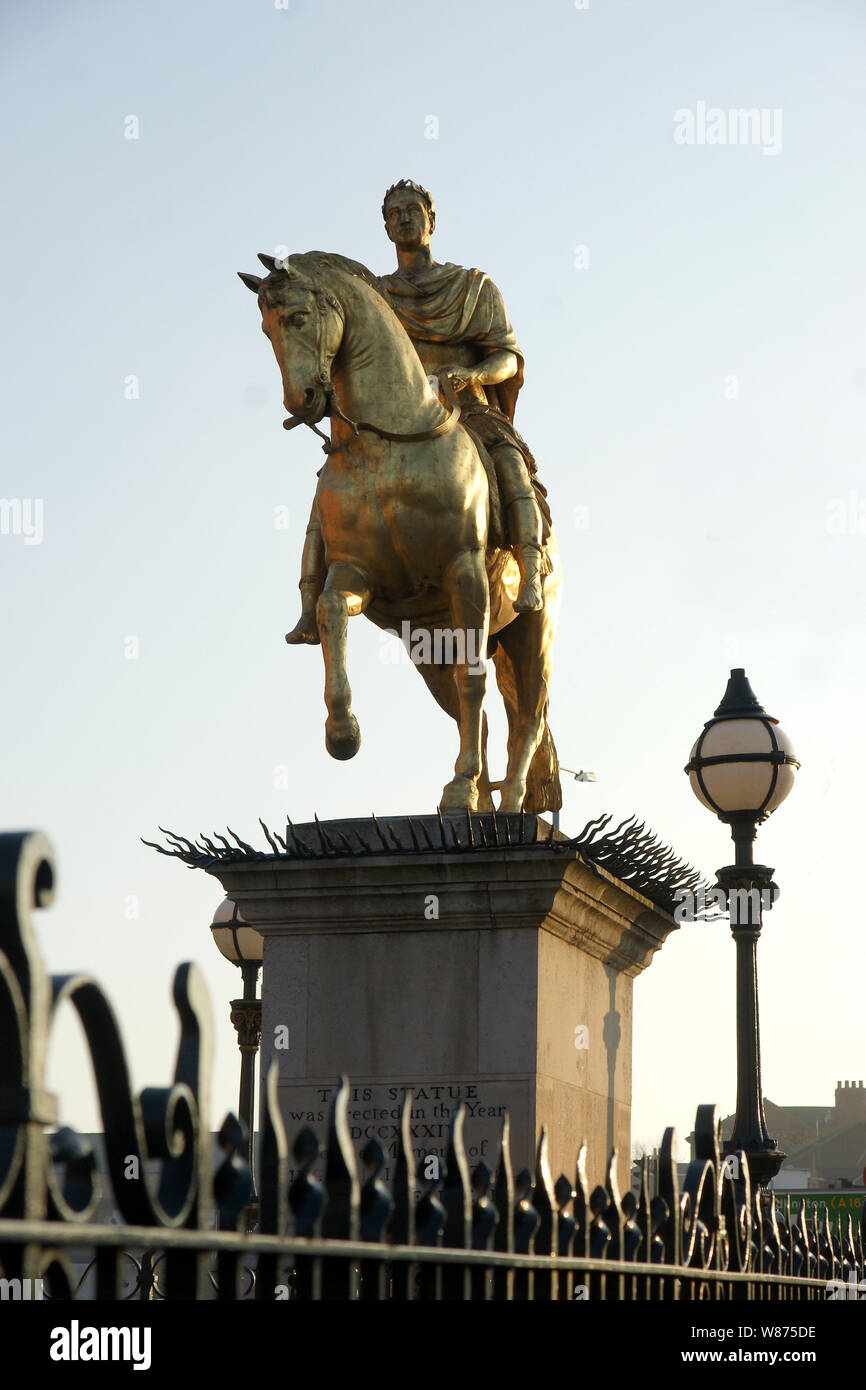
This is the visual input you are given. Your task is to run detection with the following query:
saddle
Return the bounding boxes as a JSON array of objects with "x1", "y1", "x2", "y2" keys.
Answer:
[{"x1": 459, "y1": 416, "x2": 553, "y2": 571}]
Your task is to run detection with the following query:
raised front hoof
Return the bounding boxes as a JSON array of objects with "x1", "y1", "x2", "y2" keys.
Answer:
[
  {"x1": 438, "y1": 776, "x2": 479, "y2": 813},
  {"x1": 285, "y1": 619, "x2": 320, "y2": 645},
  {"x1": 325, "y1": 715, "x2": 361, "y2": 761}
]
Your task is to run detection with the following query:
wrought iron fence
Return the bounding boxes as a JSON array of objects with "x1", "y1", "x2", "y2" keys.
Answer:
[{"x1": 1, "y1": 829, "x2": 863, "y2": 1302}]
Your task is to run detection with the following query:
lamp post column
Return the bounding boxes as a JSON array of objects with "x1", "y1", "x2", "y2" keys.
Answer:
[
  {"x1": 230, "y1": 960, "x2": 262, "y2": 1184},
  {"x1": 717, "y1": 846, "x2": 782, "y2": 1187}
]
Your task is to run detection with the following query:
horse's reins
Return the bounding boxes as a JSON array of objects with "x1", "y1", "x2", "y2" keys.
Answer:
[{"x1": 282, "y1": 287, "x2": 462, "y2": 454}]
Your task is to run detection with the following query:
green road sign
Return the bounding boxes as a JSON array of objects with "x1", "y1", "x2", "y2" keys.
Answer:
[{"x1": 776, "y1": 1190, "x2": 865, "y2": 1231}]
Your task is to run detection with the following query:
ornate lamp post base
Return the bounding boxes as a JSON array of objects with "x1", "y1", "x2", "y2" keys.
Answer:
[{"x1": 723, "y1": 1141, "x2": 786, "y2": 1189}]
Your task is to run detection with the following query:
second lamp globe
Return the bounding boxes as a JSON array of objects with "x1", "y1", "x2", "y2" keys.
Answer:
[{"x1": 686, "y1": 669, "x2": 799, "y2": 831}]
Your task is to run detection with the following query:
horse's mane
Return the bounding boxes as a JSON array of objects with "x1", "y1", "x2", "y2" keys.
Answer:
[
  {"x1": 294, "y1": 251, "x2": 384, "y2": 292},
  {"x1": 259, "y1": 250, "x2": 387, "y2": 306}
]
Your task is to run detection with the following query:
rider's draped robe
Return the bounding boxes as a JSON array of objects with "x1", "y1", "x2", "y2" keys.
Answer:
[{"x1": 379, "y1": 263, "x2": 551, "y2": 540}]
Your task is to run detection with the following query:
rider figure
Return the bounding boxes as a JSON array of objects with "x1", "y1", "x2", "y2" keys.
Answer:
[{"x1": 286, "y1": 180, "x2": 548, "y2": 644}]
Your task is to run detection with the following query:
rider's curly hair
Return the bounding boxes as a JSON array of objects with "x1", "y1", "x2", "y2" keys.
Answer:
[{"x1": 381, "y1": 180, "x2": 435, "y2": 231}]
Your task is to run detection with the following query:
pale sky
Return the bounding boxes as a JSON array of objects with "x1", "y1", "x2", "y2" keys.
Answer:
[{"x1": 2, "y1": 0, "x2": 864, "y2": 1167}]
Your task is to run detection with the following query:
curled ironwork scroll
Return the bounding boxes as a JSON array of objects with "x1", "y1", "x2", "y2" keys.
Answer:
[{"x1": 0, "y1": 830, "x2": 251, "y2": 1299}]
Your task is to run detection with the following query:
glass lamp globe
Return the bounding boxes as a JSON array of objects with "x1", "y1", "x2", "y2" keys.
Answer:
[
  {"x1": 210, "y1": 898, "x2": 264, "y2": 965},
  {"x1": 686, "y1": 669, "x2": 799, "y2": 824}
]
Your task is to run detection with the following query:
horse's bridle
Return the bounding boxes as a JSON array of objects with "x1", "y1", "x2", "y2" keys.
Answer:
[{"x1": 281, "y1": 284, "x2": 462, "y2": 454}]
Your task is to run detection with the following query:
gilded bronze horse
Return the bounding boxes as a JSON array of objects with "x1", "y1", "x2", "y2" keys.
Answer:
[{"x1": 239, "y1": 251, "x2": 561, "y2": 813}]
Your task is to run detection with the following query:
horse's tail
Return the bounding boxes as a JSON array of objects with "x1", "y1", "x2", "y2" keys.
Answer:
[{"x1": 523, "y1": 711, "x2": 562, "y2": 815}]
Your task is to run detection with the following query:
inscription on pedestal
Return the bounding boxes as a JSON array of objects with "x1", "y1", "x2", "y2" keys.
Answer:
[{"x1": 279, "y1": 1078, "x2": 532, "y2": 1182}]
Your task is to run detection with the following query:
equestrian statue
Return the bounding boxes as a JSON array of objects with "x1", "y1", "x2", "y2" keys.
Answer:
[{"x1": 238, "y1": 181, "x2": 562, "y2": 815}]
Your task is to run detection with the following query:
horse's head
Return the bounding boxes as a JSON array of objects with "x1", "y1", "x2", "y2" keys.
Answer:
[{"x1": 238, "y1": 254, "x2": 345, "y2": 425}]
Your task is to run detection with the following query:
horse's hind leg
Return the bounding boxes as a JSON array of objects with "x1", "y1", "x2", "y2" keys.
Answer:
[
  {"x1": 494, "y1": 609, "x2": 553, "y2": 813},
  {"x1": 409, "y1": 649, "x2": 495, "y2": 812},
  {"x1": 317, "y1": 562, "x2": 371, "y2": 760},
  {"x1": 438, "y1": 549, "x2": 489, "y2": 812}
]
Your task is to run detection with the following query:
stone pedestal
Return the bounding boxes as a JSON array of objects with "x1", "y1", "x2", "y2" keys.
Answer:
[{"x1": 206, "y1": 814, "x2": 679, "y2": 1192}]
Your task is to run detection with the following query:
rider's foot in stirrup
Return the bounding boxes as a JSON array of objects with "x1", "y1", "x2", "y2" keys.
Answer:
[
  {"x1": 514, "y1": 576, "x2": 544, "y2": 612},
  {"x1": 285, "y1": 611, "x2": 320, "y2": 644},
  {"x1": 514, "y1": 547, "x2": 544, "y2": 612}
]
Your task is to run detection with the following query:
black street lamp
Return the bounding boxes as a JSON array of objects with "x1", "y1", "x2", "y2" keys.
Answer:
[
  {"x1": 685, "y1": 669, "x2": 800, "y2": 1188},
  {"x1": 210, "y1": 898, "x2": 263, "y2": 1211}
]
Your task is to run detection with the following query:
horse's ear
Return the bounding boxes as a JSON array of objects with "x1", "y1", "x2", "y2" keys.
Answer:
[
  {"x1": 237, "y1": 272, "x2": 263, "y2": 293},
  {"x1": 259, "y1": 252, "x2": 300, "y2": 277}
]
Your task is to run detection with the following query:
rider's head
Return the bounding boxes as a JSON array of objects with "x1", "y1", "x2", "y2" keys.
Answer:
[{"x1": 382, "y1": 180, "x2": 435, "y2": 248}]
